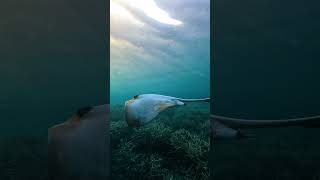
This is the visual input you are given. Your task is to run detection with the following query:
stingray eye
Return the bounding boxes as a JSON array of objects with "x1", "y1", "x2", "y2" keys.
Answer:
[{"x1": 133, "y1": 95, "x2": 139, "y2": 99}]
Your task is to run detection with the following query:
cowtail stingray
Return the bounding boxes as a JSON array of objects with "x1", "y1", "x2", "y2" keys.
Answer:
[
  {"x1": 211, "y1": 114, "x2": 320, "y2": 140},
  {"x1": 125, "y1": 94, "x2": 210, "y2": 126}
]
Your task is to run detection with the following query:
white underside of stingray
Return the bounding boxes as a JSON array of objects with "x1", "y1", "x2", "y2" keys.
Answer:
[{"x1": 125, "y1": 94, "x2": 210, "y2": 126}]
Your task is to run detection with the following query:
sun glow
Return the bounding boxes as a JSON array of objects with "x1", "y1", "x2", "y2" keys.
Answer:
[
  {"x1": 111, "y1": 0, "x2": 183, "y2": 26},
  {"x1": 110, "y1": 0, "x2": 143, "y2": 26},
  {"x1": 121, "y1": 0, "x2": 182, "y2": 26}
]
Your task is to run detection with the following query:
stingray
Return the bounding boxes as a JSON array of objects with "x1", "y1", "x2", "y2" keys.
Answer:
[
  {"x1": 48, "y1": 104, "x2": 110, "y2": 180},
  {"x1": 125, "y1": 94, "x2": 210, "y2": 126},
  {"x1": 211, "y1": 114, "x2": 320, "y2": 140}
]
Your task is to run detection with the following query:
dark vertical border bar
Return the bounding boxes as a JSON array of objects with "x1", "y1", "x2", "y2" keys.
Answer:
[
  {"x1": 47, "y1": 0, "x2": 110, "y2": 179},
  {"x1": 210, "y1": 0, "x2": 320, "y2": 179},
  {"x1": 209, "y1": 0, "x2": 215, "y2": 178}
]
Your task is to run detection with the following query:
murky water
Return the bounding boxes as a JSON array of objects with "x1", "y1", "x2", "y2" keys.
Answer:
[{"x1": 212, "y1": 0, "x2": 320, "y2": 179}]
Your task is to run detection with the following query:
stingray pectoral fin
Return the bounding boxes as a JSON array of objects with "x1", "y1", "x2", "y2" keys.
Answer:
[
  {"x1": 145, "y1": 100, "x2": 181, "y2": 121},
  {"x1": 174, "y1": 100, "x2": 185, "y2": 106},
  {"x1": 211, "y1": 119, "x2": 253, "y2": 140},
  {"x1": 48, "y1": 104, "x2": 110, "y2": 178},
  {"x1": 153, "y1": 100, "x2": 178, "y2": 113}
]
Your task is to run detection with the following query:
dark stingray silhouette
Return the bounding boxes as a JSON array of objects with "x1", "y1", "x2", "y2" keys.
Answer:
[
  {"x1": 211, "y1": 114, "x2": 320, "y2": 140},
  {"x1": 48, "y1": 104, "x2": 110, "y2": 180}
]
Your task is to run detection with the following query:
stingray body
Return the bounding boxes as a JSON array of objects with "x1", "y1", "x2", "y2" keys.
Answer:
[
  {"x1": 48, "y1": 104, "x2": 110, "y2": 180},
  {"x1": 211, "y1": 114, "x2": 320, "y2": 140},
  {"x1": 125, "y1": 94, "x2": 210, "y2": 126}
]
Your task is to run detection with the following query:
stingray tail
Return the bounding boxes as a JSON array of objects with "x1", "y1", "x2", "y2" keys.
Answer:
[
  {"x1": 177, "y1": 97, "x2": 210, "y2": 102},
  {"x1": 211, "y1": 114, "x2": 320, "y2": 140},
  {"x1": 210, "y1": 114, "x2": 320, "y2": 128}
]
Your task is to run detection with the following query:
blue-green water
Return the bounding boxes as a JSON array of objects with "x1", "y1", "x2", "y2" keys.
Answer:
[
  {"x1": 110, "y1": 0, "x2": 210, "y2": 105},
  {"x1": 110, "y1": 1, "x2": 210, "y2": 179}
]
